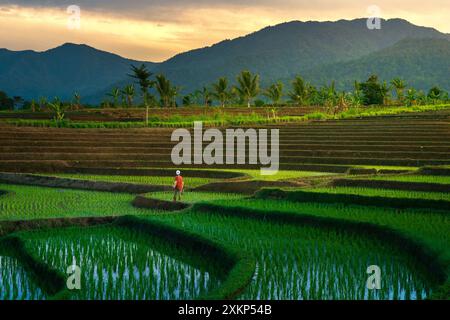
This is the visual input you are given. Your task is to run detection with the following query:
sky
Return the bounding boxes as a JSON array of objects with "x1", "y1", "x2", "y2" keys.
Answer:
[{"x1": 0, "y1": 0, "x2": 448, "y2": 62}]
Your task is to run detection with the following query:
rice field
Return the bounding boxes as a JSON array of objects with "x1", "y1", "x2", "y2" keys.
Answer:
[
  {"x1": 147, "y1": 191, "x2": 246, "y2": 204},
  {"x1": 146, "y1": 212, "x2": 436, "y2": 300},
  {"x1": 308, "y1": 186, "x2": 450, "y2": 201},
  {"x1": 369, "y1": 175, "x2": 450, "y2": 185},
  {"x1": 0, "y1": 255, "x2": 47, "y2": 300},
  {"x1": 18, "y1": 226, "x2": 222, "y2": 300},
  {"x1": 0, "y1": 184, "x2": 157, "y2": 221},
  {"x1": 41, "y1": 174, "x2": 216, "y2": 188},
  {"x1": 209, "y1": 198, "x2": 450, "y2": 263}
]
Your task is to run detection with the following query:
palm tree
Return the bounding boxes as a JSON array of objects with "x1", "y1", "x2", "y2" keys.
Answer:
[
  {"x1": 235, "y1": 70, "x2": 260, "y2": 108},
  {"x1": 200, "y1": 86, "x2": 211, "y2": 107},
  {"x1": 107, "y1": 88, "x2": 121, "y2": 108},
  {"x1": 155, "y1": 74, "x2": 175, "y2": 108},
  {"x1": 212, "y1": 77, "x2": 230, "y2": 108},
  {"x1": 288, "y1": 76, "x2": 308, "y2": 106},
  {"x1": 129, "y1": 64, "x2": 156, "y2": 124},
  {"x1": 391, "y1": 78, "x2": 407, "y2": 104},
  {"x1": 122, "y1": 85, "x2": 135, "y2": 108},
  {"x1": 405, "y1": 88, "x2": 417, "y2": 107},
  {"x1": 381, "y1": 81, "x2": 391, "y2": 106},
  {"x1": 72, "y1": 92, "x2": 81, "y2": 110},
  {"x1": 263, "y1": 82, "x2": 284, "y2": 106}
]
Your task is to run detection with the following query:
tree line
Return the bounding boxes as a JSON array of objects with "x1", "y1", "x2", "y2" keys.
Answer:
[{"x1": 1, "y1": 64, "x2": 449, "y2": 114}]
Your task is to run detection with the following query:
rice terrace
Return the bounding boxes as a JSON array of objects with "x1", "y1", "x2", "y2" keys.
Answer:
[{"x1": 0, "y1": 1, "x2": 450, "y2": 310}]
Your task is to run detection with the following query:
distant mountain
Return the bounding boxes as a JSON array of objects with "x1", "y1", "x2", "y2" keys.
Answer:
[
  {"x1": 0, "y1": 18, "x2": 449, "y2": 103},
  {"x1": 0, "y1": 43, "x2": 156, "y2": 101},
  {"x1": 149, "y1": 18, "x2": 448, "y2": 92},
  {"x1": 302, "y1": 38, "x2": 450, "y2": 91}
]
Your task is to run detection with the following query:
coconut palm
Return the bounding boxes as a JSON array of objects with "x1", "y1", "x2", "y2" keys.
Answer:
[
  {"x1": 107, "y1": 88, "x2": 121, "y2": 108},
  {"x1": 391, "y1": 78, "x2": 407, "y2": 104},
  {"x1": 235, "y1": 70, "x2": 260, "y2": 108},
  {"x1": 381, "y1": 81, "x2": 391, "y2": 106},
  {"x1": 155, "y1": 74, "x2": 176, "y2": 108},
  {"x1": 212, "y1": 77, "x2": 231, "y2": 108},
  {"x1": 200, "y1": 86, "x2": 211, "y2": 107},
  {"x1": 288, "y1": 76, "x2": 308, "y2": 106},
  {"x1": 263, "y1": 82, "x2": 284, "y2": 106},
  {"x1": 121, "y1": 85, "x2": 135, "y2": 108}
]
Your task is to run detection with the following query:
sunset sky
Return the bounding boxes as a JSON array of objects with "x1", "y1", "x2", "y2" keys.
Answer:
[{"x1": 0, "y1": 0, "x2": 449, "y2": 62}]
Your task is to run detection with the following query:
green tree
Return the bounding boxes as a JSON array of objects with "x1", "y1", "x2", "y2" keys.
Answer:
[
  {"x1": 288, "y1": 76, "x2": 309, "y2": 106},
  {"x1": 155, "y1": 74, "x2": 177, "y2": 108},
  {"x1": 0, "y1": 91, "x2": 14, "y2": 110},
  {"x1": 264, "y1": 82, "x2": 284, "y2": 106},
  {"x1": 129, "y1": 64, "x2": 156, "y2": 125},
  {"x1": 200, "y1": 86, "x2": 212, "y2": 107},
  {"x1": 235, "y1": 70, "x2": 260, "y2": 108},
  {"x1": 360, "y1": 75, "x2": 384, "y2": 105},
  {"x1": 428, "y1": 86, "x2": 443, "y2": 103},
  {"x1": 405, "y1": 88, "x2": 417, "y2": 107},
  {"x1": 212, "y1": 77, "x2": 231, "y2": 108},
  {"x1": 391, "y1": 78, "x2": 407, "y2": 104},
  {"x1": 121, "y1": 85, "x2": 135, "y2": 108},
  {"x1": 107, "y1": 88, "x2": 121, "y2": 108}
]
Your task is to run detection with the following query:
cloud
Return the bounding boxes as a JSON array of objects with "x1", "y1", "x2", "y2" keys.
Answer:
[{"x1": 0, "y1": 1, "x2": 448, "y2": 61}]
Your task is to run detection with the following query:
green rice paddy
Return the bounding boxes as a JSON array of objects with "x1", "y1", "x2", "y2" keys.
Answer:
[
  {"x1": 147, "y1": 191, "x2": 246, "y2": 204},
  {"x1": 0, "y1": 255, "x2": 47, "y2": 300},
  {"x1": 369, "y1": 175, "x2": 450, "y2": 185},
  {"x1": 308, "y1": 187, "x2": 450, "y2": 201},
  {"x1": 19, "y1": 226, "x2": 222, "y2": 300},
  {"x1": 43, "y1": 174, "x2": 216, "y2": 188},
  {"x1": 146, "y1": 211, "x2": 436, "y2": 300},
  {"x1": 0, "y1": 184, "x2": 155, "y2": 221}
]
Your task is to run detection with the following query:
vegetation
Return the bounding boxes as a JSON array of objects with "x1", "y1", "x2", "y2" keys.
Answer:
[
  {"x1": 0, "y1": 184, "x2": 152, "y2": 221},
  {"x1": 41, "y1": 174, "x2": 216, "y2": 188},
  {"x1": 20, "y1": 226, "x2": 222, "y2": 300},
  {"x1": 147, "y1": 209, "x2": 437, "y2": 300}
]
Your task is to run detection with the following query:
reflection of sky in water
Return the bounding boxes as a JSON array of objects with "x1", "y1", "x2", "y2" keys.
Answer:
[
  {"x1": 29, "y1": 232, "x2": 221, "y2": 300},
  {"x1": 0, "y1": 256, "x2": 47, "y2": 300}
]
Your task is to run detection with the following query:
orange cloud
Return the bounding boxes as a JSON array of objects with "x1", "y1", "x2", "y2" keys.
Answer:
[{"x1": 0, "y1": 2, "x2": 448, "y2": 62}]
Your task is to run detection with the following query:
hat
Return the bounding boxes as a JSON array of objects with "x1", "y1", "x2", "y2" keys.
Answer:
[{"x1": 176, "y1": 170, "x2": 181, "y2": 175}]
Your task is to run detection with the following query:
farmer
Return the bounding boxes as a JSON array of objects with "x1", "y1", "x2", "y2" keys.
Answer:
[{"x1": 173, "y1": 170, "x2": 184, "y2": 202}]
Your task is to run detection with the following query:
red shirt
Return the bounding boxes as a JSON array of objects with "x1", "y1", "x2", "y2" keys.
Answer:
[{"x1": 175, "y1": 176, "x2": 183, "y2": 190}]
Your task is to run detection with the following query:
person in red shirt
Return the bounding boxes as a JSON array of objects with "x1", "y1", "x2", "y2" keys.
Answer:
[{"x1": 173, "y1": 170, "x2": 184, "y2": 202}]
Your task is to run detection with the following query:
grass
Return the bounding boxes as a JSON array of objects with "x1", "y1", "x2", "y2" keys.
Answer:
[
  {"x1": 218, "y1": 169, "x2": 334, "y2": 181},
  {"x1": 40, "y1": 174, "x2": 216, "y2": 188},
  {"x1": 4, "y1": 104, "x2": 450, "y2": 128},
  {"x1": 20, "y1": 225, "x2": 222, "y2": 300},
  {"x1": 369, "y1": 175, "x2": 450, "y2": 185},
  {"x1": 146, "y1": 210, "x2": 436, "y2": 300},
  {"x1": 0, "y1": 184, "x2": 157, "y2": 221},
  {"x1": 147, "y1": 191, "x2": 246, "y2": 204},
  {"x1": 0, "y1": 255, "x2": 47, "y2": 300},
  {"x1": 207, "y1": 197, "x2": 450, "y2": 271},
  {"x1": 308, "y1": 186, "x2": 450, "y2": 201}
]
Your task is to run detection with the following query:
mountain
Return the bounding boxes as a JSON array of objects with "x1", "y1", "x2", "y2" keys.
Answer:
[
  {"x1": 0, "y1": 43, "x2": 156, "y2": 102},
  {"x1": 0, "y1": 18, "x2": 449, "y2": 103},
  {"x1": 302, "y1": 38, "x2": 450, "y2": 91},
  {"x1": 149, "y1": 18, "x2": 448, "y2": 92}
]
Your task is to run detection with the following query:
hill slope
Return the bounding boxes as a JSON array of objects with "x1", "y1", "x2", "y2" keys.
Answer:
[
  {"x1": 302, "y1": 38, "x2": 450, "y2": 91},
  {"x1": 0, "y1": 43, "x2": 155, "y2": 101}
]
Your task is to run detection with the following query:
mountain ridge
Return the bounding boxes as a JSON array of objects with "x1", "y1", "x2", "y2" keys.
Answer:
[{"x1": 0, "y1": 18, "x2": 449, "y2": 103}]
